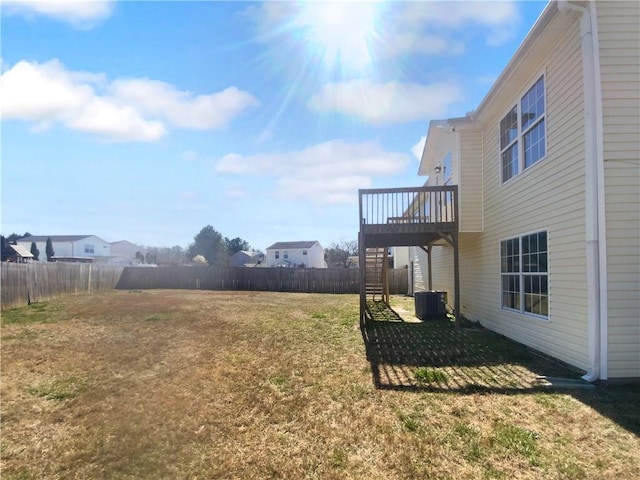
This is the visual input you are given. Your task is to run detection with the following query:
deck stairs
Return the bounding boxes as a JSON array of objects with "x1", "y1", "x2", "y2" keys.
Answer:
[{"x1": 365, "y1": 247, "x2": 389, "y2": 304}]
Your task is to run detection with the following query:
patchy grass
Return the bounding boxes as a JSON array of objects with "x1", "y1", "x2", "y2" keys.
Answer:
[
  {"x1": 492, "y1": 422, "x2": 540, "y2": 465},
  {"x1": 1, "y1": 302, "x2": 63, "y2": 326},
  {"x1": 1, "y1": 290, "x2": 639, "y2": 480},
  {"x1": 415, "y1": 367, "x2": 449, "y2": 384},
  {"x1": 28, "y1": 375, "x2": 89, "y2": 401}
]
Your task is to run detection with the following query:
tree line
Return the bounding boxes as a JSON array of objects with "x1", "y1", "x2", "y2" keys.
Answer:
[{"x1": 2, "y1": 229, "x2": 360, "y2": 268}]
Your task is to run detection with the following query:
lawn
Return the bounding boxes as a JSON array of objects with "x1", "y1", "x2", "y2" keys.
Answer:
[{"x1": 1, "y1": 290, "x2": 638, "y2": 479}]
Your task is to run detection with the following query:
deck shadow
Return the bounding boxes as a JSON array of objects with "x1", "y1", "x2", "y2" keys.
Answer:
[
  {"x1": 361, "y1": 302, "x2": 640, "y2": 436},
  {"x1": 361, "y1": 301, "x2": 583, "y2": 393}
]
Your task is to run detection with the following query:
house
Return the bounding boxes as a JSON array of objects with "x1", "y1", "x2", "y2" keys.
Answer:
[
  {"x1": 4, "y1": 244, "x2": 34, "y2": 263},
  {"x1": 265, "y1": 241, "x2": 325, "y2": 268},
  {"x1": 230, "y1": 250, "x2": 265, "y2": 267},
  {"x1": 111, "y1": 240, "x2": 145, "y2": 261},
  {"x1": 17, "y1": 235, "x2": 112, "y2": 263},
  {"x1": 359, "y1": 1, "x2": 639, "y2": 381}
]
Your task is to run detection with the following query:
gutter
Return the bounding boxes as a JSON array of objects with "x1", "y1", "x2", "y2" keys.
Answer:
[{"x1": 556, "y1": 1, "x2": 608, "y2": 382}]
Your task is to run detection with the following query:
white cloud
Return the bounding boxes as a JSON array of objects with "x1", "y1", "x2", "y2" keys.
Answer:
[
  {"x1": 3, "y1": 0, "x2": 114, "y2": 28},
  {"x1": 215, "y1": 140, "x2": 409, "y2": 204},
  {"x1": 412, "y1": 135, "x2": 427, "y2": 161},
  {"x1": 67, "y1": 96, "x2": 166, "y2": 142},
  {"x1": 382, "y1": 33, "x2": 465, "y2": 57},
  {"x1": 0, "y1": 59, "x2": 90, "y2": 121},
  {"x1": 308, "y1": 80, "x2": 462, "y2": 125},
  {"x1": 392, "y1": 1, "x2": 521, "y2": 49},
  {"x1": 109, "y1": 79, "x2": 259, "y2": 130},
  {"x1": 244, "y1": 1, "x2": 521, "y2": 63},
  {"x1": 0, "y1": 59, "x2": 258, "y2": 142},
  {"x1": 0, "y1": 59, "x2": 164, "y2": 142}
]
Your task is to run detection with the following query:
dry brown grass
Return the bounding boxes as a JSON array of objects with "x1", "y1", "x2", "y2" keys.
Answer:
[{"x1": 1, "y1": 290, "x2": 638, "y2": 479}]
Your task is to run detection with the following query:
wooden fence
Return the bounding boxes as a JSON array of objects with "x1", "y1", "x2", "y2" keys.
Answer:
[
  {"x1": 1, "y1": 264, "x2": 409, "y2": 311},
  {"x1": 1, "y1": 263, "x2": 124, "y2": 311},
  {"x1": 116, "y1": 266, "x2": 409, "y2": 295}
]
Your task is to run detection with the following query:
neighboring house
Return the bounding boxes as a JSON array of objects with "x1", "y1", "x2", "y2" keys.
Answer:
[
  {"x1": 111, "y1": 240, "x2": 145, "y2": 262},
  {"x1": 17, "y1": 235, "x2": 111, "y2": 263},
  {"x1": 346, "y1": 256, "x2": 359, "y2": 269},
  {"x1": 230, "y1": 250, "x2": 265, "y2": 267},
  {"x1": 361, "y1": 1, "x2": 639, "y2": 381},
  {"x1": 265, "y1": 241, "x2": 325, "y2": 268},
  {"x1": 4, "y1": 244, "x2": 34, "y2": 263}
]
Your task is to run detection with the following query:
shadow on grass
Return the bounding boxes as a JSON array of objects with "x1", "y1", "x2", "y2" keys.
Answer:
[{"x1": 361, "y1": 301, "x2": 640, "y2": 436}]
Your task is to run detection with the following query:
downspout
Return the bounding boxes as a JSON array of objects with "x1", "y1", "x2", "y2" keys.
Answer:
[{"x1": 557, "y1": 1, "x2": 607, "y2": 381}]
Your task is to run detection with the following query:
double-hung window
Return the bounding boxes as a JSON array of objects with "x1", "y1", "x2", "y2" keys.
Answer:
[
  {"x1": 500, "y1": 231, "x2": 549, "y2": 318},
  {"x1": 500, "y1": 75, "x2": 546, "y2": 183},
  {"x1": 275, "y1": 251, "x2": 279, "y2": 259}
]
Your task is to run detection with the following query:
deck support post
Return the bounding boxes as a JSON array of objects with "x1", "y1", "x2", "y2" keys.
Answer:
[
  {"x1": 427, "y1": 245, "x2": 433, "y2": 291},
  {"x1": 453, "y1": 231, "x2": 461, "y2": 329},
  {"x1": 358, "y1": 230, "x2": 366, "y2": 328}
]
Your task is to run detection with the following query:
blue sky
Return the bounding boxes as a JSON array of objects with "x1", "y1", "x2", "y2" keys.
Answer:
[{"x1": 1, "y1": 0, "x2": 547, "y2": 252}]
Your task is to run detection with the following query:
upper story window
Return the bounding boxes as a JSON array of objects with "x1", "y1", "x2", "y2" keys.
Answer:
[
  {"x1": 275, "y1": 251, "x2": 279, "y2": 259},
  {"x1": 84, "y1": 244, "x2": 95, "y2": 254},
  {"x1": 284, "y1": 251, "x2": 288, "y2": 259},
  {"x1": 302, "y1": 250, "x2": 307, "y2": 256},
  {"x1": 500, "y1": 75, "x2": 546, "y2": 183}
]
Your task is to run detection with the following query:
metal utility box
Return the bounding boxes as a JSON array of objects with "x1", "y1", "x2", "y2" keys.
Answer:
[{"x1": 414, "y1": 291, "x2": 447, "y2": 319}]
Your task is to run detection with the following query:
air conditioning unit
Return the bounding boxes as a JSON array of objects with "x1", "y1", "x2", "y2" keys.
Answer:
[{"x1": 414, "y1": 291, "x2": 447, "y2": 319}]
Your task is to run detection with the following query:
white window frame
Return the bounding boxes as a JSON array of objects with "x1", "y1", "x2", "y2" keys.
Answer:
[
  {"x1": 275, "y1": 251, "x2": 279, "y2": 259},
  {"x1": 499, "y1": 229, "x2": 549, "y2": 320},
  {"x1": 500, "y1": 74, "x2": 547, "y2": 184},
  {"x1": 84, "y1": 244, "x2": 95, "y2": 254}
]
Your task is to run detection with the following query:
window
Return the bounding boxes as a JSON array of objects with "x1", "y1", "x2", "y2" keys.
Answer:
[
  {"x1": 442, "y1": 151, "x2": 452, "y2": 185},
  {"x1": 84, "y1": 244, "x2": 95, "y2": 254},
  {"x1": 284, "y1": 251, "x2": 288, "y2": 259},
  {"x1": 302, "y1": 250, "x2": 307, "y2": 256},
  {"x1": 500, "y1": 231, "x2": 548, "y2": 318},
  {"x1": 275, "y1": 251, "x2": 279, "y2": 259},
  {"x1": 500, "y1": 75, "x2": 546, "y2": 182}
]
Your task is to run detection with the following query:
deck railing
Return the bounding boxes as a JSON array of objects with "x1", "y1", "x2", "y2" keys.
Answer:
[{"x1": 359, "y1": 186, "x2": 458, "y2": 228}]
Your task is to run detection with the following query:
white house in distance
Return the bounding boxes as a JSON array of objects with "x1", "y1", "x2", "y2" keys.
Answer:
[
  {"x1": 17, "y1": 235, "x2": 111, "y2": 262},
  {"x1": 265, "y1": 241, "x2": 325, "y2": 268},
  {"x1": 397, "y1": 1, "x2": 638, "y2": 381},
  {"x1": 111, "y1": 240, "x2": 144, "y2": 259},
  {"x1": 230, "y1": 250, "x2": 265, "y2": 267}
]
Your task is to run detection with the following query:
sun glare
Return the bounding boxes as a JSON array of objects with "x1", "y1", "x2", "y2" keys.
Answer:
[{"x1": 295, "y1": 1, "x2": 381, "y2": 74}]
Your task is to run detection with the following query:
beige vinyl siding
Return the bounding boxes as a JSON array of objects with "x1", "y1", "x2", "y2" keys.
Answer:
[
  {"x1": 478, "y1": 17, "x2": 588, "y2": 370},
  {"x1": 426, "y1": 15, "x2": 591, "y2": 371},
  {"x1": 597, "y1": 1, "x2": 640, "y2": 378},
  {"x1": 425, "y1": 131, "x2": 458, "y2": 187},
  {"x1": 410, "y1": 246, "x2": 426, "y2": 292},
  {"x1": 411, "y1": 244, "x2": 455, "y2": 298},
  {"x1": 459, "y1": 130, "x2": 484, "y2": 232}
]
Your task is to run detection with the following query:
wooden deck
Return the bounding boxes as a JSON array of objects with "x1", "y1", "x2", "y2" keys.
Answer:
[
  {"x1": 358, "y1": 185, "x2": 460, "y2": 327},
  {"x1": 359, "y1": 185, "x2": 458, "y2": 246}
]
